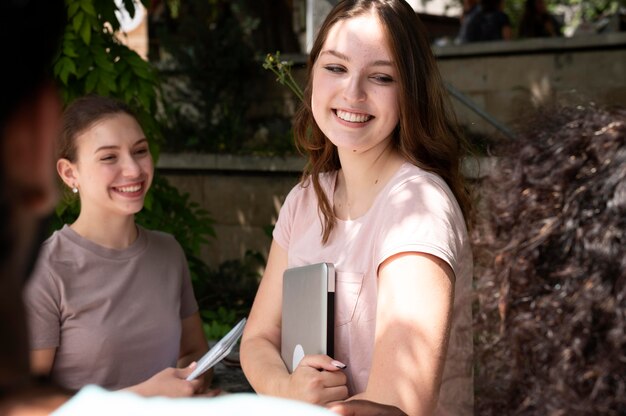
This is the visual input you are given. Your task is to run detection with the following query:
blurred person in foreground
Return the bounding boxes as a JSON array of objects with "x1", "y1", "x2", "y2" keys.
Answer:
[
  {"x1": 0, "y1": 0, "x2": 403, "y2": 414},
  {"x1": 473, "y1": 104, "x2": 626, "y2": 414},
  {"x1": 0, "y1": 0, "x2": 68, "y2": 412}
]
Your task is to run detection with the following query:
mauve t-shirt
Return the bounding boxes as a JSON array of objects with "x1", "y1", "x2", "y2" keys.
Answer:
[
  {"x1": 273, "y1": 163, "x2": 473, "y2": 415},
  {"x1": 24, "y1": 225, "x2": 198, "y2": 391}
]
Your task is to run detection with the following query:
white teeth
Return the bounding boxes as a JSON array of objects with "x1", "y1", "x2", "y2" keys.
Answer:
[
  {"x1": 336, "y1": 109, "x2": 372, "y2": 123},
  {"x1": 116, "y1": 185, "x2": 141, "y2": 193}
]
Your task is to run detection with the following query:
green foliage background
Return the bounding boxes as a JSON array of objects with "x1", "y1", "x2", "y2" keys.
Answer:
[
  {"x1": 505, "y1": 0, "x2": 622, "y2": 33},
  {"x1": 153, "y1": 0, "x2": 297, "y2": 156}
]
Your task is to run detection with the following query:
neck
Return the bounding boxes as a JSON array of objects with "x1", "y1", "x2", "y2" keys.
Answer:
[
  {"x1": 334, "y1": 143, "x2": 404, "y2": 219},
  {"x1": 338, "y1": 142, "x2": 402, "y2": 193},
  {"x1": 71, "y1": 210, "x2": 138, "y2": 249}
]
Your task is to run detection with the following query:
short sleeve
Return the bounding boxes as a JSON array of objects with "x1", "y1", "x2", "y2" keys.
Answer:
[
  {"x1": 24, "y1": 255, "x2": 62, "y2": 349},
  {"x1": 272, "y1": 184, "x2": 300, "y2": 251},
  {"x1": 374, "y1": 175, "x2": 467, "y2": 277},
  {"x1": 177, "y1": 245, "x2": 198, "y2": 319}
]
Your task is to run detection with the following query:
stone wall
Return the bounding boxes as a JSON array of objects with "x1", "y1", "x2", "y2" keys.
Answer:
[
  {"x1": 434, "y1": 33, "x2": 626, "y2": 138},
  {"x1": 158, "y1": 154, "x2": 303, "y2": 267}
]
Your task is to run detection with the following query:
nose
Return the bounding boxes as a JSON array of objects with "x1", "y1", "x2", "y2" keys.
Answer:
[
  {"x1": 343, "y1": 74, "x2": 367, "y2": 102},
  {"x1": 121, "y1": 153, "x2": 142, "y2": 177}
]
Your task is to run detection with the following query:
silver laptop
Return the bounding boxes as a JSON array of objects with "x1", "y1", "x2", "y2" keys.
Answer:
[{"x1": 281, "y1": 262, "x2": 335, "y2": 373}]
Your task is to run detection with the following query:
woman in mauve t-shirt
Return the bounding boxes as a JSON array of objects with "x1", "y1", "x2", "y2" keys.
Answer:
[
  {"x1": 24, "y1": 95, "x2": 210, "y2": 397},
  {"x1": 240, "y1": 1, "x2": 474, "y2": 415}
]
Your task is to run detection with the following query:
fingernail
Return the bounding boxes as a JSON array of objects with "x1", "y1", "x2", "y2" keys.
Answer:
[
  {"x1": 331, "y1": 360, "x2": 346, "y2": 369},
  {"x1": 188, "y1": 361, "x2": 197, "y2": 369}
]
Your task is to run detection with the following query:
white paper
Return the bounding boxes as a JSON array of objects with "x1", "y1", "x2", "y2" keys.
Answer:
[{"x1": 186, "y1": 317, "x2": 247, "y2": 381}]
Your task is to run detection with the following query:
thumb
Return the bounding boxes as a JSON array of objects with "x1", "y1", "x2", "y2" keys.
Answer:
[
  {"x1": 300, "y1": 355, "x2": 347, "y2": 372},
  {"x1": 176, "y1": 362, "x2": 197, "y2": 377}
]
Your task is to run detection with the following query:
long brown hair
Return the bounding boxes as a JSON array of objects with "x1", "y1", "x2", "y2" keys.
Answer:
[{"x1": 293, "y1": 0, "x2": 472, "y2": 244}]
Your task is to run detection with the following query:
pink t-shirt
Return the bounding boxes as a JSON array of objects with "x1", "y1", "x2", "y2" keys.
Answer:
[
  {"x1": 274, "y1": 162, "x2": 473, "y2": 415},
  {"x1": 24, "y1": 225, "x2": 198, "y2": 391}
]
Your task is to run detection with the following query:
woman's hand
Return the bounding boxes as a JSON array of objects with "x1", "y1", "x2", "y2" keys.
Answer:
[
  {"x1": 124, "y1": 364, "x2": 202, "y2": 398},
  {"x1": 178, "y1": 312, "x2": 212, "y2": 393},
  {"x1": 328, "y1": 399, "x2": 408, "y2": 416},
  {"x1": 283, "y1": 354, "x2": 349, "y2": 405}
]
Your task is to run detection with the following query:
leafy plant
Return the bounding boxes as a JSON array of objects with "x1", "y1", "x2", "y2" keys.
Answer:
[
  {"x1": 153, "y1": 0, "x2": 261, "y2": 153},
  {"x1": 263, "y1": 52, "x2": 304, "y2": 101},
  {"x1": 195, "y1": 250, "x2": 265, "y2": 339},
  {"x1": 201, "y1": 307, "x2": 238, "y2": 341},
  {"x1": 55, "y1": 0, "x2": 161, "y2": 144}
]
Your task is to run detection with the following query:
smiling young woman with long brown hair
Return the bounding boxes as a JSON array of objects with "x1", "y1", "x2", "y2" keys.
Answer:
[{"x1": 240, "y1": 1, "x2": 474, "y2": 414}]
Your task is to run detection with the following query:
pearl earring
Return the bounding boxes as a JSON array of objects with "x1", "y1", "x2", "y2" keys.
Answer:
[{"x1": 72, "y1": 186, "x2": 78, "y2": 194}]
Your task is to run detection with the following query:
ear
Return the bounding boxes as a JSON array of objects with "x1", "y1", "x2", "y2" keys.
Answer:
[{"x1": 57, "y1": 158, "x2": 78, "y2": 191}]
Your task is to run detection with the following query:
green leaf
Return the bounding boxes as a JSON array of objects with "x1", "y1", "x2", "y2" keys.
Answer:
[
  {"x1": 143, "y1": 191, "x2": 153, "y2": 210},
  {"x1": 125, "y1": 52, "x2": 145, "y2": 68},
  {"x1": 123, "y1": 88, "x2": 134, "y2": 103},
  {"x1": 72, "y1": 11, "x2": 85, "y2": 33},
  {"x1": 53, "y1": 57, "x2": 64, "y2": 77},
  {"x1": 85, "y1": 70, "x2": 98, "y2": 92},
  {"x1": 100, "y1": 71, "x2": 118, "y2": 93},
  {"x1": 57, "y1": 57, "x2": 77, "y2": 85},
  {"x1": 76, "y1": 53, "x2": 94, "y2": 78},
  {"x1": 93, "y1": 51, "x2": 114, "y2": 72},
  {"x1": 63, "y1": 28, "x2": 77, "y2": 41},
  {"x1": 67, "y1": 1, "x2": 80, "y2": 19},
  {"x1": 63, "y1": 41, "x2": 79, "y2": 58},
  {"x1": 138, "y1": 91, "x2": 151, "y2": 112},
  {"x1": 55, "y1": 202, "x2": 67, "y2": 217},
  {"x1": 119, "y1": 70, "x2": 132, "y2": 91},
  {"x1": 96, "y1": 79, "x2": 109, "y2": 96},
  {"x1": 80, "y1": 0, "x2": 97, "y2": 17},
  {"x1": 132, "y1": 65, "x2": 151, "y2": 80},
  {"x1": 80, "y1": 18, "x2": 92, "y2": 45}
]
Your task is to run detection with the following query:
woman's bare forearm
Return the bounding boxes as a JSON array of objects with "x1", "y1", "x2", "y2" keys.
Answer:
[{"x1": 240, "y1": 334, "x2": 290, "y2": 396}]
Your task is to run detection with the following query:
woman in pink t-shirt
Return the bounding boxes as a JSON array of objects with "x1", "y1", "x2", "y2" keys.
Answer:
[
  {"x1": 25, "y1": 95, "x2": 210, "y2": 397},
  {"x1": 240, "y1": 1, "x2": 474, "y2": 415}
]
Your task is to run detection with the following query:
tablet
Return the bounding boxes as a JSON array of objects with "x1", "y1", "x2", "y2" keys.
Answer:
[
  {"x1": 186, "y1": 317, "x2": 246, "y2": 381},
  {"x1": 281, "y1": 262, "x2": 335, "y2": 373}
]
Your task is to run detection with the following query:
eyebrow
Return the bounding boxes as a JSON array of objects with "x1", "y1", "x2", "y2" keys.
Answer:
[
  {"x1": 320, "y1": 49, "x2": 394, "y2": 67},
  {"x1": 94, "y1": 138, "x2": 148, "y2": 153}
]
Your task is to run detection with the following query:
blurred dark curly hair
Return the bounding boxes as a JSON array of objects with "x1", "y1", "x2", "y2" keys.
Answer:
[{"x1": 472, "y1": 105, "x2": 626, "y2": 415}]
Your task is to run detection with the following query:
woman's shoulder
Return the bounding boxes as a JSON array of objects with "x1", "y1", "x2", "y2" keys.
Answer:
[
  {"x1": 28, "y1": 226, "x2": 80, "y2": 280},
  {"x1": 385, "y1": 163, "x2": 465, "y2": 220},
  {"x1": 37, "y1": 225, "x2": 79, "y2": 258},
  {"x1": 284, "y1": 171, "x2": 335, "y2": 205},
  {"x1": 390, "y1": 163, "x2": 453, "y2": 196}
]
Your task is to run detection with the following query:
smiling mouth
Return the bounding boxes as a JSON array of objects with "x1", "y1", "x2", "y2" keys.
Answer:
[
  {"x1": 112, "y1": 183, "x2": 143, "y2": 194},
  {"x1": 335, "y1": 109, "x2": 373, "y2": 123}
]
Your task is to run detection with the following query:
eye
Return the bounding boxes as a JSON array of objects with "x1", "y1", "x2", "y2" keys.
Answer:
[
  {"x1": 100, "y1": 154, "x2": 116, "y2": 162},
  {"x1": 371, "y1": 74, "x2": 394, "y2": 84},
  {"x1": 134, "y1": 147, "x2": 149, "y2": 156},
  {"x1": 323, "y1": 65, "x2": 346, "y2": 74}
]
